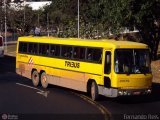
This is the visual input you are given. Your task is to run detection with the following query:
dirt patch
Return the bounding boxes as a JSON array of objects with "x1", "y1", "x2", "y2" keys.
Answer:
[{"x1": 151, "y1": 60, "x2": 160, "y2": 83}]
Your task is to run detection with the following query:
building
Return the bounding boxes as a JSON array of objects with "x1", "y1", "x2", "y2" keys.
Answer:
[
  {"x1": 10, "y1": 0, "x2": 52, "y2": 10},
  {"x1": 26, "y1": 1, "x2": 52, "y2": 10}
]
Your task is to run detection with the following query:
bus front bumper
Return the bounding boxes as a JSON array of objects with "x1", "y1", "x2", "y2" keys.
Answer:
[{"x1": 98, "y1": 86, "x2": 152, "y2": 98}]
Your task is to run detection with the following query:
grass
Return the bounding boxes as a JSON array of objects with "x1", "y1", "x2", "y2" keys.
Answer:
[
  {"x1": 151, "y1": 60, "x2": 160, "y2": 83},
  {"x1": 5, "y1": 45, "x2": 16, "y2": 52},
  {"x1": 4, "y1": 44, "x2": 16, "y2": 57}
]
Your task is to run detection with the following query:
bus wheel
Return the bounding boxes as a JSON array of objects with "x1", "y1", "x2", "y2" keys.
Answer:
[
  {"x1": 91, "y1": 81, "x2": 99, "y2": 101},
  {"x1": 31, "y1": 70, "x2": 40, "y2": 87},
  {"x1": 40, "y1": 72, "x2": 48, "y2": 88}
]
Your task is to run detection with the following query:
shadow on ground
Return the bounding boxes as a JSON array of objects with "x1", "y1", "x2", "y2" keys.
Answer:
[
  {"x1": 0, "y1": 55, "x2": 16, "y2": 73},
  {"x1": 98, "y1": 82, "x2": 160, "y2": 104}
]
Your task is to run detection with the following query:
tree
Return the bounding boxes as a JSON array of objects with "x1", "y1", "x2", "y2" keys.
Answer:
[
  {"x1": 102, "y1": 0, "x2": 160, "y2": 59},
  {"x1": 42, "y1": 0, "x2": 78, "y2": 37},
  {"x1": 43, "y1": 0, "x2": 108, "y2": 38},
  {"x1": 0, "y1": 0, "x2": 11, "y2": 33},
  {"x1": 2, "y1": 0, "x2": 159, "y2": 60},
  {"x1": 8, "y1": 4, "x2": 35, "y2": 35}
]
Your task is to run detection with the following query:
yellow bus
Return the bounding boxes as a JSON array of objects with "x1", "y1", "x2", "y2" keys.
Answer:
[{"x1": 16, "y1": 36, "x2": 152, "y2": 100}]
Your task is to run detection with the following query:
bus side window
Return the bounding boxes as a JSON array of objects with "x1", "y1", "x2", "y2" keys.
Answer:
[
  {"x1": 73, "y1": 47, "x2": 79, "y2": 59},
  {"x1": 61, "y1": 45, "x2": 72, "y2": 58},
  {"x1": 23, "y1": 43, "x2": 28, "y2": 53},
  {"x1": 39, "y1": 44, "x2": 49, "y2": 56},
  {"x1": 19, "y1": 42, "x2": 28, "y2": 53},
  {"x1": 50, "y1": 45, "x2": 56, "y2": 56},
  {"x1": 50, "y1": 45, "x2": 60, "y2": 57},
  {"x1": 28, "y1": 43, "x2": 33, "y2": 54},
  {"x1": 55, "y1": 45, "x2": 60, "y2": 57},
  {"x1": 80, "y1": 47, "x2": 85, "y2": 59},
  {"x1": 33, "y1": 43, "x2": 38, "y2": 54},
  {"x1": 86, "y1": 48, "x2": 102, "y2": 63},
  {"x1": 28, "y1": 43, "x2": 37, "y2": 54},
  {"x1": 67, "y1": 46, "x2": 73, "y2": 58},
  {"x1": 18, "y1": 42, "x2": 23, "y2": 52},
  {"x1": 73, "y1": 47, "x2": 85, "y2": 60},
  {"x1": 39, "y1": 44, "x2": 44, "y2": 55},
  {"x1": 87, "y1": 48, "x2": 93, "y2": 61},
  {"x1": 104, "y1": 51, "x2": 111, "y2": 74},
  {"x1": 93, "y1": 48, "x2": 102, "y2": 63},
  {"x1": 44, "y1": 44, "x2": 50, "y2": 56},
  {"x1": 61, "y1": 45, "x2": 67, "y2": 57}
]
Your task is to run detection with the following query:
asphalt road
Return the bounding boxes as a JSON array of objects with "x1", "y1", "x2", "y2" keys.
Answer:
[
  {"x1": 1, "y1": 54, "x2": 160, "y2": 120},
  {"x1": 97, "y1": 83, "x2": 160, "y2": 119},
  {"x1": 0, "y1": 56, "x2": 106, "y2": 120}
]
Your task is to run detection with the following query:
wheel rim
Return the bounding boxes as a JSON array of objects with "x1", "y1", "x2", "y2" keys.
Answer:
[
  {"x1": 91, "y1": 83, "x2": 95, "y2": 99},
  {"x1": 33, "y1": 74, "x2": 38, "y2": 82},
  {"x1": 42, "y1": 75, "x2": 47, "y2": 84},
  {"x1": 32, "y1": 71, "x2": 39, "y2": 86}
]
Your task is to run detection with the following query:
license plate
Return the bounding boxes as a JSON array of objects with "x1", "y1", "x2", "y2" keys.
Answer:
[{"x1": 133, "y1": 91, "x2": 141, "y2": 95}]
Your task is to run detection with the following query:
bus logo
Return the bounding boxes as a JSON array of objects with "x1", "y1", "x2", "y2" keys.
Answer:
[{"x1": 65, "y1": 61, "x2": 80, "y2": 68}]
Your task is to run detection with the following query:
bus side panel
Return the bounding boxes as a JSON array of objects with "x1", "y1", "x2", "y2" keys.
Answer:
[
  {"x1": 85, "y1": 74, "x2": 103, "y2": 85},
  {"x1": 59, "y1": 70, "x2": 86, "y2": 91},
  {"x1": 43, "y1": 67, "x2": 87, "y2": 92},
  {"x1": 16, "y1": 53, "x2": 32, "y2": 79},
  {"x1": 16, "y1": 54, "x2": 103, "y2": 92},
  {"x1": 34, "y1": 57, "x2": 103, "y2": 92},
  {"x1": 16, "y1": 62, "x2": 33, "y2": 79}
]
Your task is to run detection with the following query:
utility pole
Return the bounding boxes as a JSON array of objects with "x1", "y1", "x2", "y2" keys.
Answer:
[
  {"x1": 4, "y1": 0, "x2": 7, "y2": 52},
  {"x1": 47, "y1": 13, "x2": 49, "y2": 37},
  {"x1": 77, "y1": 0, "x2": 79, "y2": 38},
  {"x1": 38, "y1": 13, "x2": 39, "y2": 27},
  {"x1": 23, "y1": 0, "x2": 26, "y2": 35}
]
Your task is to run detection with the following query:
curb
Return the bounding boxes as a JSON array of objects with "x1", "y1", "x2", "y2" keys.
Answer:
[
  {"x1": 4, "y1": 41, "x2": 17, "y2": 45},
  {"x1": 71, "y1": 92, "x2": 111, "y2": 120}
]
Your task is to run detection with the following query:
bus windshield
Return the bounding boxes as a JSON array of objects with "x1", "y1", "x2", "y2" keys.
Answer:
[{"x1": 114, "y1": 49, "x2": 151, "y2": 74}]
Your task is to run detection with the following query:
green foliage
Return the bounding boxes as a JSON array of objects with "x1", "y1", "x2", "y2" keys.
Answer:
[
  {"x1": 101, "y1": 0, "x2": 160, "y2": 59},
  {"x1": 8, "y1": 5, "x2": 36, "y2": 35},
  {"x1": 1, "y1": 0, "x2": 160, "y2": 59}
]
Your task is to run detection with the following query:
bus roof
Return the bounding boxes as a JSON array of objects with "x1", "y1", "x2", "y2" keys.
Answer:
[{"x1": 18, "y1": 36, "x2": 148, "y2": 49}]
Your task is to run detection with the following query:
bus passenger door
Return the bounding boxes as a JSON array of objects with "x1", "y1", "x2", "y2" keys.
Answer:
[{"x1": 104, "y1": 51, "x2": 111, "y2": 88}]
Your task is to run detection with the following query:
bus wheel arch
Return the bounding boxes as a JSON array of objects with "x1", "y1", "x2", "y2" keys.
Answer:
[
  {"x1": 40, "y1": 71, "x2": 48, "y2": 89},
  {"x1": 40, "y1": 70, "x2": 45, "y2": 76},
  {"x1": 31, "y1": 69, "x2": 40, "y2": 87},
  {"x1": 31, "y1": 68, "x2": 37, "y2": 75},
  {"x1": 87, "y1": 79, "x2": 99, "y2": 101}
]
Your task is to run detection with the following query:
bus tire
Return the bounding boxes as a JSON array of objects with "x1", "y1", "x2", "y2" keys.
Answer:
[
  {"x1": 31, "y1": 70, "x2": 40, "y2": 87},
  {"x1": 40, "y1": 72, "x2": 48, "y2": 88},
  {"x1": 91, "y1": 81, "x2": 99, "y2": 101}
]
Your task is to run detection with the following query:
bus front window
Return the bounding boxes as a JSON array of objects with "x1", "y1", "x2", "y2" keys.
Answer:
[{"x1": 115, "y1": 49, "x2": 151, "y2": 74}]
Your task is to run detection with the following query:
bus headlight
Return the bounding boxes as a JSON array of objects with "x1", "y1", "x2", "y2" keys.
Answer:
[
  {"x1": 118, "y1": 90, "x2": 129, "y2": 96},
  {"x1": 118, "y1": 91, "x2": 123, "y2": 96},
  {"x1": 145, "y1": 89, "x2": 151, "y2": 94},
  {"x1": 123, "y1": 91, "x2": 127, "y2": 95}
]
